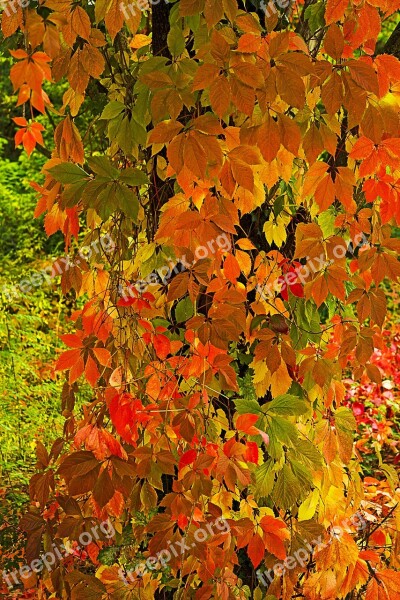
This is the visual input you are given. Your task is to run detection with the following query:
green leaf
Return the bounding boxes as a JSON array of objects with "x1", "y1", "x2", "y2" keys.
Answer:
[
  {"x1": 98, "y1": 546, "x2": 120, "y2": 566},
  {"x1": 335, "y1": 407, "x2": 356, "y2": 464},
  {"x1": 81, "y1": 179, "x2": 109, "y2": 209},
  {"x1": 239, "y1": 370, "x2": 258, "y2": 401},
  {"x1": 48, "y1": 163, "x2": 88, "y2": 185},
  {"x1": 290, "y1": 439, "x2": 322, "y2": 469},
  {"x1": 273, "y1": 195, "x2": 285, "y2": 218},
  {"x1": 234, "y1": 397, "x2": 264, "y2": 416},
  {"x1": 381, "y1": 464, "x2": 399, "y2": 492},
  {"x1": 272, "y1": 464, "x2": 301, "y2": 510},
  {"x1": 88, "y1": 156, "x2": 119, "y2": 179},
  {"x1": 100, "y1": 101, "x2": 125, "y2": 120},
  {"x1": 62, "y1": 180, "x2": 88, "y2": 207},
  {"x1": 131, "y1": 118, "x2": 148, "y2": 147},
  {"x1": 305, "y1": 1, "x2": 325, "y2": 33},
  {"x1": 318, "y1": 209, "x2": 336, "y2": 238},
  {"x1": 115, "y1": 185, "x2": 139, "y2": 221},
  {"x1": 96, "y1": 184, "x2": 118, "y2": 220},
  {"x1": 253, "y1": 460, "x2": 274, "y2": 500},
  {"x1": 267, "y1": 416, "x2": 298, "y2": 447},
  {"x1": 288, "y1": 458, "x2": 313, "y2": 494},
  {"x1": 119, "y1": 168, "x2": 148, "y2": 186},
  {"x1": 266, "y1": 394, "x2": 308, "y2": 416},
  {"x1": 175, "y1": 297, "x2": 194, "y2": 322},
  {"x1": 167, "y1": 26, "x2": 185, "y2": 56},
  {"x1": 116, "y1": 115, "x2": 133, "y2": 155},
  {"x1": 335, "y1": 407, "x2": 356, "y2": 432},
  {"x1": 298, "y1": 489, "x2": 320, "y2": 521}
]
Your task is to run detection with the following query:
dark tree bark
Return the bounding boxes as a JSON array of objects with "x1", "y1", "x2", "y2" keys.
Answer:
[
  {"x1": 383, "y1": 22, "x2": 400, "y2": 58},
  {"x1": 148, "y1": 3, "x2": 174, "y2": 239},
  {"x1": 151, "y1": 1, "x2": 172, "y2": 58}
]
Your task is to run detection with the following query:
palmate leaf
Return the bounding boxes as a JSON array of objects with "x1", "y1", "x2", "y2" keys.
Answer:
[
  {"x1": 48, "y1": 162, "x2": 89, "y2": 185},
  {"x1": 334, "y1": 407, "x2": 356, "y2": 464},
  {"x1": 272, "y1": 464, "x2": 301, "y2": 510},
  {"x1": 290, "y1": 439, "x2": 323, "y2": 470},
  {"x1": 252, "y1": 460, "x2": 275, "y2": 500},
  {"x1": 234, "y1": 397, "x2": 263, "y2": 416},
  {"x1": 115, "y1": 185, "x2": 139, "y2": 221},
  {"x1": 265, "y1": 394, "x2": 308, "y2": 416},
  {"x1": 88, "y1": 156, "x2": 119, "y2": 178},
  {"x1": 289, "y1": 458, "x2": 313, "y2": 496},
  {"x1": 265, "y1": 415, "x2": 299, "y2": 460}
]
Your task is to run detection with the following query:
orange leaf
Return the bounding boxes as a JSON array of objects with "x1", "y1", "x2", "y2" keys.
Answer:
[
  {"x1": 325, "y1": 0, "x2": 349, "y2": 24},
  {"x1": 303, "y1": 162, "x2": 329, "y2": 197},
  {"x1": 184, "y1": 133, "x2": 207, "y2": 179},
  {"x1": 258, "y1": 114, "x2": 281, "y2": 162},
  {"x1": 224, "y1": 254, "x2": 241, "y2": 282},
  {"x1": 92, "y1": 347, "x2": 112, "y2": 367},
  {"x1": 350, "y1": 136, "x2": 374, "y2": 160},
  {"x1": 315, "y1": 174, "x2": 336, "y2": 211},
  {"x1": 311, "y1": 275, "x2": 329, "y2": 306},
  {"x1": 85, "y1": 355, "x2": 100, "y2": 387},
  {"x1": 324, "y1": 23, "x2": 344, "y2": 60},
  {"x1": 209, "y1": 76, "x2": 231, "y2": 118},
  {"x1": 148, "y1": 120, "x2": 183, "y2": 144},
  {"x1": 236, "y1": 413, "x2": 259, "y2": 434}
]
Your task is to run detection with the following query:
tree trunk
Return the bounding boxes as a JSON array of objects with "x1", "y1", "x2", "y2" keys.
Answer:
[
  {"x1": 383, "y1": 22, "x2": 400, "y2": 58},
  {"x1": 148, "y1": 3, "x2": 174, "y2": 239}
]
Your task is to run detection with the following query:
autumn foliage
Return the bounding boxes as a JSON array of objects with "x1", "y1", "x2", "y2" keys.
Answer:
[{"x1": 2, "y1": 0, "x2": 400, "y2": 598}]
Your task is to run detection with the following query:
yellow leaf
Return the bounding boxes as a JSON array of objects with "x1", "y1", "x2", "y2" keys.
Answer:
[
  {"x1": 130, "y1": 34, "x2": 152, "y2": 49},
  {"x1": 236, "y1": 250, "x2": 252, "y2": 277},
  {"x1": 263, "y1": 216, "x2": 287, "y2": 248},
  {"x1": 298, "y1": 489, "x2": 320, "y2": 521}
]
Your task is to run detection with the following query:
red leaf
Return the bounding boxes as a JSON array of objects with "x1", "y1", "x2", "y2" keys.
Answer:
[
  {"x1": 247, "y1": 533, "x2": 265, "y2": 568},
  {"x1": 244, "y1": 441, "x2": 259, "y2": 464},
  {"x1": 55, "y1": 348, "x2": 82, "y2": 370},
  {"x1": 179, "y1": 449, "x2": 197, "y2": 470},
  {"x1": 153, "y1": 334, "x2": 171, "y2": 360},
  {"x1": 85, "y1": 355, "x2": 100, "y2": 387}
]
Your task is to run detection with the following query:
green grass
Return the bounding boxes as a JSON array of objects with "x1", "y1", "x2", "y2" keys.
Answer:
[{"x1": 0, "y1": 152, "x2": 66, "y2": 485}]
